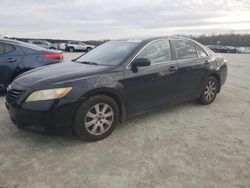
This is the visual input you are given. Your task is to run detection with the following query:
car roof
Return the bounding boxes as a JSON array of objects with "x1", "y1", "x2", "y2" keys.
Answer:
[
  {"x1": 0, "y1": 37, "x2": 21, "y2": 44},
  {"x1": 0, "y1": 38, "x2": 50, "y2": 51},
  {"x1": 69, "y1": 41, "x2": 78, "y2": 42},
  {"x1": 115, "y1": 36, "x2": 198, "y2": 44},
  {"x1": 28, "y1": 39, "x2": 50, "y2": 43}
]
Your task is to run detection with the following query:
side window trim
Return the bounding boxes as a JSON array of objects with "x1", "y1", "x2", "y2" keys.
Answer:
[{"x1": 126, "y1": 39, "x2": 174, "y2": 69}]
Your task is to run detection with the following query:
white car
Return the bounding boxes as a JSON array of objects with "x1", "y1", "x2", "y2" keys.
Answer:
[
  {"x1": 58, "y1": 42, "x2": 66, "y2": 51},
  {"x1": 65, "y1": 41, "x2": 94, "y2": 52},
  {"x1": 28, "y1": 40, "x2": 58, "y2": 50}
]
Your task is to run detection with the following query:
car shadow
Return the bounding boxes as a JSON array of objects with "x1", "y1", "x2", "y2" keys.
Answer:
[
  {"x1": 117, "y1": 101, "x2": 200, "y2": 130},
  {"x1": 13, "y1": 100, "x2": 201, "y2": 144}
]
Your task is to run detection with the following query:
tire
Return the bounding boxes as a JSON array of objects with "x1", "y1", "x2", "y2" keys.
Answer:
[
  {"x1": 69, "y1": 47, "x2": 74, "y2": 52},
  {"x1": 86, "y1": 47, "x2": 92, "y2": 52},
  {"x1": 73, "y1": 95, "x2": 119, "y2": 141},
  {"x1": 197, "y1": 76, "x2": 218, "y2": 105}
]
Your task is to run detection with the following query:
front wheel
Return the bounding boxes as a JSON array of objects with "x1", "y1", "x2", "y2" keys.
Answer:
[
  {"x1": 68, "y1": 47, "x2": 74, "y2": 52},
  {"x1": 197, "y1": 76, "x2": 218, "y2": 105},
  {"x1": 73, "y1": 95, "x2": 119, "y2": 141}
]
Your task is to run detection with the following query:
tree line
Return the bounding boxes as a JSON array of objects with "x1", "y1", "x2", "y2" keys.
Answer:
[
  {"x1": 192, "y1": 34, "x2": 250, "y2": 47},
  {"x1": 12, "y1": 33, "x2": 250, "y2": 47}
]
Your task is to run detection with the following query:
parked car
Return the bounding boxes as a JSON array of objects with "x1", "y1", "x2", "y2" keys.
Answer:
[
  {"x1": 207, "y1": 45, "x2": 238, "y2": 53},
  {"x1": 206, "y1": 45, "x2": 220, "y2": 53},
  {"x1": 58, "y1": 42, "x2": 66, "y2": 51},
  {"x1": 0, "y1": 38, "x2": 63, "y2": 92},
  {"x1": 219, "y1": 46, "x2": 237, "y2": 53},
  {"x1": 65, "y1": 41, "x2": 94, "y2": 52},
  {"x1": 236, "y1": 47, "x2": 250, "y2": 54},
  {"x1": 6, "y1": 37, "x2": 227, "y2": 141},
  {"x1": 28, "y1": 40, "x2": 58, "y2": 50}
]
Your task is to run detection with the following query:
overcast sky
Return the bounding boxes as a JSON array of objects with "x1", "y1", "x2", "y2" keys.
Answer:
[{"x1": 1, "y1": 0, "x2": 250, "y2": 40}]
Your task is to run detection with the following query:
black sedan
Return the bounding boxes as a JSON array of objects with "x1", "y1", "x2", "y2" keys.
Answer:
[
  {"x1": 5, "y1": 37, "x2": 228, "y2": 141},
  {"x1": 0, "y1": 38, "x2": 63, "y2": 92}
]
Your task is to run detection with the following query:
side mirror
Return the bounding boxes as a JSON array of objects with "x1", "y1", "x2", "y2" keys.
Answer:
[{"x1": 131, "y1": 58, "x2": 151, "y2": 67}]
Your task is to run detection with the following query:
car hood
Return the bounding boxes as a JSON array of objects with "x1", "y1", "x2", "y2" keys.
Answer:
[{"x1": 14, "y1": 62, "x2": 110, "y2": 88}]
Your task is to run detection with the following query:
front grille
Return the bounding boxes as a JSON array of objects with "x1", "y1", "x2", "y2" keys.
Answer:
[{"x1": 6, "y1": 89, "x2": 26, "y2": 104}]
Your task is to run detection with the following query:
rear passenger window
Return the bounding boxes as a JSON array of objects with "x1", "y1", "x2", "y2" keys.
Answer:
[
  {"x1": 136, "y1": 39, "x2": 172, "y2": 64},
  {"x1": 0, "y1": 42, "x2": 15, "y2": 55},
  {"x1": 5, "y1": 43, "x2": 15, "y2": 54},
  {"x1": 175, "y1": 40, "x2": 198, "y2": 59},
  {"x1": 196, "y1": 46, "x2": 208, "y2": 57},
  {"x1": 0, "y1": 43, "x2": 4, "y2": 55}
]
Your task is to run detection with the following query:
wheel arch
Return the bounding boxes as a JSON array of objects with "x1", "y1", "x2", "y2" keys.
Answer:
[
  {"x1": 76, "y1": 89, "x2": 126, "y2": 123},
  {"x1": 8, "y1": 67, "x2": 32, "y2": 86},
  {"x1": 209, "y1": 72, "x2": 221, "y2": 93},
  {"x1": 68, "y1": 46, "x2": 75, "y2": 51}
]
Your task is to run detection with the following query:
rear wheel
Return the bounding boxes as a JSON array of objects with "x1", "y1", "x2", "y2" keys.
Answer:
[
  {"x1": 69, "y1": 47, "x2": 74, "y2": 52},
  {"x1": 73, "y1": 95, "x2": 119, "y2": 141},
  {"x1": 86, "y1": 47, "x2": 92, "y2": 52},
  {"x1": 197, "y1": 76, "x2": 218, "y2": 105}
]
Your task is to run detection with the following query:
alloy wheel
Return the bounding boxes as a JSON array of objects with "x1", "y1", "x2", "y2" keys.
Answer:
[
  {"x1": 204, "y1": 80, "x2": 216, "y2": 102},
  {"x1": 85, "y1": 103, "x2": 114, "y2": 136}
]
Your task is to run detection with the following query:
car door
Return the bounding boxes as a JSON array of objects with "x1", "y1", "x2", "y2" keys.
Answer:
[
  {"x1": 80, "y1": 43, "x2": 86, "y2": 50},
  {"x1": 124, "y1": 39, "x2": 178, "y2": 116},
  {"x1": 40, "y1": 41, "x2": 49, "y2": 49},
  {"x1": 173, "y1": 39, "x2": 210, "y2": 100},
  {"x1": 0, "y1": 42, "x2": 24, "y2": 88},
  {"x1": 75, "y1": 42, "x2": 82, "y2": 50}
]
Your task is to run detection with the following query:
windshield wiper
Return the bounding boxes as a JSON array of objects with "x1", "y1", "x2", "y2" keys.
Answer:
[{"x1": 76, "y1": 61, "x2": 99, "y2": 65}]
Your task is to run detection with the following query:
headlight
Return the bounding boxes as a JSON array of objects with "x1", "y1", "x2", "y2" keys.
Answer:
[{"x1": 25, "y1": 87, "x2": 72, "y2": 102}]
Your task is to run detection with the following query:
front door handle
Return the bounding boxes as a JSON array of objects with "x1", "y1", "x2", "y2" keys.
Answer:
[
  {"x1": 5, "y1": 58, "x2": 16, "y2": 63},
  {"x1": 168, "y1": 66, "x2": 178, "y2": 73}
]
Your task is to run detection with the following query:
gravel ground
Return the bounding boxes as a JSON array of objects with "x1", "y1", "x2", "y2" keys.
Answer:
[{"x1": 0, "y1": 53, "x2": 250, "y2": 188}]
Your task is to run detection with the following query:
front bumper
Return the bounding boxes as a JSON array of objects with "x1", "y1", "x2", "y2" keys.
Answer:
[
  {"x1": 5, "y1": 83, "x2": 79, "y2": 131},
  {"x1": 6, "y1": 100, "x2": 77, "y2": 131}
]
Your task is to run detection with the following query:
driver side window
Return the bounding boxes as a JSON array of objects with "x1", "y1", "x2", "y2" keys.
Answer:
[{"x1": 136, "y1": 39, "x2": 172, "y2": 64}]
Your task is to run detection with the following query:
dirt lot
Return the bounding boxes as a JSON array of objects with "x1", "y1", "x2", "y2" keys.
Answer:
[{"x1": 0, "y1": 53, "x2": 250, "y2": 188}]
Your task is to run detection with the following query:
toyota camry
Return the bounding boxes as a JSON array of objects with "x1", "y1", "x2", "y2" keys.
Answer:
[{"x1": 5, "y1": 37, "x2": 228, "y2": 141}]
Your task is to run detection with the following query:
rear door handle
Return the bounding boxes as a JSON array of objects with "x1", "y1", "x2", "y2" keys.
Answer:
[
  {"x1": 168, "y1": 66, "x2": 178, "y2": 73},
  {"x1": 5, "y1": 58, "x2": 17, "y2": 63}
]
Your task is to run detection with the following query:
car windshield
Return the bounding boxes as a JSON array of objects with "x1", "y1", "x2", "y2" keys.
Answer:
[{"x1": 75, "y1": 41, "x2": 140, "y2": 66}]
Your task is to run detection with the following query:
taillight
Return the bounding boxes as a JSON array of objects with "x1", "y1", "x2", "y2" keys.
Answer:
[{"x1": 43, "y1": 53, "x2": 63, "y2": 60}]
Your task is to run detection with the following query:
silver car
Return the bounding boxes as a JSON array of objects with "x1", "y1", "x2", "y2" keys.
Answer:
[{"x1": 28, "y1": 40, "x2": 58, "y2": 50}]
